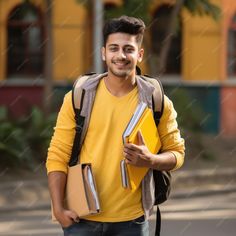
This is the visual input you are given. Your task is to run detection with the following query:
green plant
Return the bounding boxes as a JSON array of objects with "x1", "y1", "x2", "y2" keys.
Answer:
[
  {"x1": 23, "y1": 107, "x2": 57, "y2": 161},
  {"x1": 0, "y1": 107, "x2": 32, "y2": 167},
  {"x1": 166, "y1": 89, "x2": 218, "y2": 162},
  {"x1": 0, "y1": 106, "x2": 56, "y2": 169},
  {"x1": 166, "y1": 88, "x2": 205, "y2": 133},
  {"x1": 18, "y1": 107, "x2": 56, "y2": 161}
]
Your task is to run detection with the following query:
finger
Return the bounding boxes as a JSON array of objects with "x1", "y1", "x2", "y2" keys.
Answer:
[
  {"x1": 124, "y1": 154, "x2": 137, "y2": 163},
  {"x1": 124, "y1": 148, "x2": 139, "y2": 157},
  {"x1": 125, "y1": 155, "x2": 141, "y2": 166},
  {"x1": 124, "y1": 143, "x2": 131, "y2": 148},
  {"x1": 138, "y1": 131, "x2": 145, "y2": 145},
  {"x1": 67, "y1": 210, "x2": 79, "y2": 222},
  {"x1": 123, "y1": 151, "x2": 134, "y2": 161},
  {"x1": 125, "y1": 158, "x2": 131, "y2": 164},
  {"x1": 61, "y1": 220, "x2": 74, "y2": 228},
  {"x1": 124, "y1": 142, "x2": 138, "y2": 148},
  {"x1": 125, "y1": 143, "x2": 141, "y2": 151},
  {"x1": 124, "y1": 156, "x2": 133, "y2": 164}
]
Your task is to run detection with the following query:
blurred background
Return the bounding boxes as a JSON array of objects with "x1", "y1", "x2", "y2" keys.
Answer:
[{"x1": 0, "y1": 0, "x2": 236, "y2": 236}]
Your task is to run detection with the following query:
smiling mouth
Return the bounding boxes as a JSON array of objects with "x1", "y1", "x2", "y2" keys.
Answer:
[{"x1": 113, "y1": 61, "x2": 130, "y2": 66}]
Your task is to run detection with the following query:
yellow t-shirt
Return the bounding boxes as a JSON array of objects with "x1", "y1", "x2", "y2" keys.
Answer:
[{"x1": 80, "y1": 79, "x2": 144, "y2": 222}]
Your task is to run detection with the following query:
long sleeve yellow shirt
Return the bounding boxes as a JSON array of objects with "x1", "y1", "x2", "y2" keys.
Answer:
[{"x1": 46, "y1": 91, "x2": 185, "y2": 174}]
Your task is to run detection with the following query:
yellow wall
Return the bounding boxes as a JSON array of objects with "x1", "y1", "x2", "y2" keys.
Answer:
[
  {"x1": 0, "y1": 0, "x2": 45, "y2": 80},
  {"x1": 53, "y1": 0, "x2": 89, "y2": 81},
  {"x1": 0, "y1": 0, "x2": 89, "y2": 81},
  {"x1": 1, "y1": 0, "x2": 236, "y2": 82},
  {"x1": 0, "y1": 0, "x2": 20, "y2": 80},
  {"x1": 182, "y1": 0, "x2": 222, "y2": 81},
  {"x1": 182, "y1": 0, "x2": 236, "y2": 81}
]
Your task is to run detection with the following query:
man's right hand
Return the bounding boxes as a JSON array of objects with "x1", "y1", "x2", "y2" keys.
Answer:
[
  {"x1": 47, "y1": 172, "x2": 79, "y2": 227},
  {"x1": 55, "y1": 208, "x2": 79, "y2": 228}
]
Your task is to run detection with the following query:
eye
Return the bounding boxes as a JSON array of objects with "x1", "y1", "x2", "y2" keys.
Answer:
[
  {"x1": 109, "y1": 46, "x2": 118, "y2": 52},
  {"x1": 125, "y1": 47, "x2": 134, "y2": 53}
]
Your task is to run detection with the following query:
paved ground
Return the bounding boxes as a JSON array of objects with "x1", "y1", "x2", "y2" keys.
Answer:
[
  {"x1": 0, "y1": 160, "x2": 236, "y2": 236},
  {"x1": 1, "y1": 165, "x2": 236, "y2": 211},
  {"x1": 1, "y1": 190, "x2": 236, "y2": 236}
]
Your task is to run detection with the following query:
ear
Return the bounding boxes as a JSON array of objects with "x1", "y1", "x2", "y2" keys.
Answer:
[
  {"x1": 137, "y1": 48, "x2": 144, "y2": 63},
  {"x1": 101, "y1": 47, "x2": 106, "y2": 61}
]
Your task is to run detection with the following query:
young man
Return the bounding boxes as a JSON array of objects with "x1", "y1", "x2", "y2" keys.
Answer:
[{"x1": 46, "y1": 15, "x2": 185, "y2": 236}]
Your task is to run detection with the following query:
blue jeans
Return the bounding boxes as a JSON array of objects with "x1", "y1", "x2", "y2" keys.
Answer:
[{"x1": 62, "y1": 215, "x2": 149, "y2": 236}]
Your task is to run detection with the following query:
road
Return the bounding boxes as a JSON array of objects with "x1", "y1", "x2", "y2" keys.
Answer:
[
  {"x1": 150, "y1": 190, "x2": 236, "y2": 236},
  {"x1": 0, "y1": 191, "x2": 236, "y2": 236}
]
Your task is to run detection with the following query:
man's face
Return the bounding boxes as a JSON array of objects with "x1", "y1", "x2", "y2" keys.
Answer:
[{"x1": 102, "y1": 33, "x2": 144, "y2": 78}]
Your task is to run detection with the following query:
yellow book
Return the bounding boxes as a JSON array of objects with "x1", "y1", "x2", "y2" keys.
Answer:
[{"x1": 122, "y1": 102, "x2": 161, "y2": 191}]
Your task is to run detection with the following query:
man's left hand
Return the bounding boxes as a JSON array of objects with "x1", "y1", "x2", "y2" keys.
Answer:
[{"x1": 123, "y1": 131, "x2": 155, "y2": 168}]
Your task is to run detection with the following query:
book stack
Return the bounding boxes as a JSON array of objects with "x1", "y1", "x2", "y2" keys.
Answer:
[
  {"x1": 52, "y1": 163, "x2": 100, "y2": 221},
  {"x1": 121, "y1": 102, "x2": 161, "y2": 191},
  {"x1": 66, "y1": 163, "x2": 100, "y2": 217}
]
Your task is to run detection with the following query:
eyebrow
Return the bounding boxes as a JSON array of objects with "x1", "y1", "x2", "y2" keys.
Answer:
[
  {"x1": 108, "y1": 44, "x2": 118, "y2": 47},
  {"x1": 107, "y1": 44, "x2": 135, "y2": 48}
]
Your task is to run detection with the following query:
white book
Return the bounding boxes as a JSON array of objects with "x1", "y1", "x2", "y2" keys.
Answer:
[
  {"x1": 122, "y1": 102, "x2": 147, "y2": 143},
  {"x1": 87, "y1": 166, "x2": 100, "y2": 211}
]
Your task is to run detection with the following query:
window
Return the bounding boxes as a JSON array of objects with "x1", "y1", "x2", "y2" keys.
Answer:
[
  {"x1": 227, "y1": 14, "x2": 236, "y2": 77},
  {"x1": 7, "y1": 3, "x2": 44, "y2": 78},
  {"x1": 151, "y1": 5, "x2": 182, "y2": 75}
]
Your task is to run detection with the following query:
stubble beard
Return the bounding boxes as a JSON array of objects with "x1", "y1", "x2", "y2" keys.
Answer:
[
  {"x1": 108, "y1": 61, "x2": 134, "y2": 79},
  {"x1": 110, "y1": 68, "x2": 131, "y2": 78}
]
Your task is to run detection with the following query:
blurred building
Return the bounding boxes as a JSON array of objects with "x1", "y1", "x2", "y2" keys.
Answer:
[{"x1": 0, "y1": 0, "x2": 235, "y2": 136}]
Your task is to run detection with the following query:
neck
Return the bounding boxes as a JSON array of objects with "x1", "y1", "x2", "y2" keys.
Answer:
[{"x1": 104, "y1": 72, "x2": 136, "y2": 97}]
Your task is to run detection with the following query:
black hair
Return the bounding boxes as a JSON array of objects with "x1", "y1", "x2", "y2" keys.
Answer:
[{"x1": 103, "y1": 15, "x2": 146, "y2": 46}]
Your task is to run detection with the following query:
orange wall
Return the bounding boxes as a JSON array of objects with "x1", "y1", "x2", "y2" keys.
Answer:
[
  {"x1": 220, "y1": 87, "x2": 236, "y2": 136},
  {"x1": 221, "y1": 0, "x2": 236, "y2": 80}
]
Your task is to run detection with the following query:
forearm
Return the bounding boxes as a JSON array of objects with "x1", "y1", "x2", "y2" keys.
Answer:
[
  {"x1": 48, "y1": 171, "x2": 67, "y2": 216},
  {"x1": 151, "y1": 151, "x2": 177, "y2": 171},
  {"x1": 46, "y1": 91, "x2": 76, "y2": 174},
  {"x1": 157, "y1": 95, "x2": 185, "y2": 171}
]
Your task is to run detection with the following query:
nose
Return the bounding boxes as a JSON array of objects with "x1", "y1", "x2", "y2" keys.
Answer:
[{"x1": 117, "y1": 49, "x2": 126, "y2": 59}]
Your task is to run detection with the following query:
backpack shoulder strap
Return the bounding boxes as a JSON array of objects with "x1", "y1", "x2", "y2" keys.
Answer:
[
  {"x1": 72, "y1": 72, "x2": 96, "y2": 110},
  {"x1": 69, "y1": 73, "x2": 96, "y2": 166},
  {"x1": 140, "y1": 75, "x2": 169, "y2": 236},
  {"x1": 140, "y1": 75, "x2": 164, "y2": 126}
]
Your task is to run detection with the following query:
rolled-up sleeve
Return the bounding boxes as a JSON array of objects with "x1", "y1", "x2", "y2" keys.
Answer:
[
  {"x1": 158, "y1": 95, "x2": 185, "y2": 171},
  {"x1": 46, "y1": 91, "x2": 75, "y2": 174}
]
